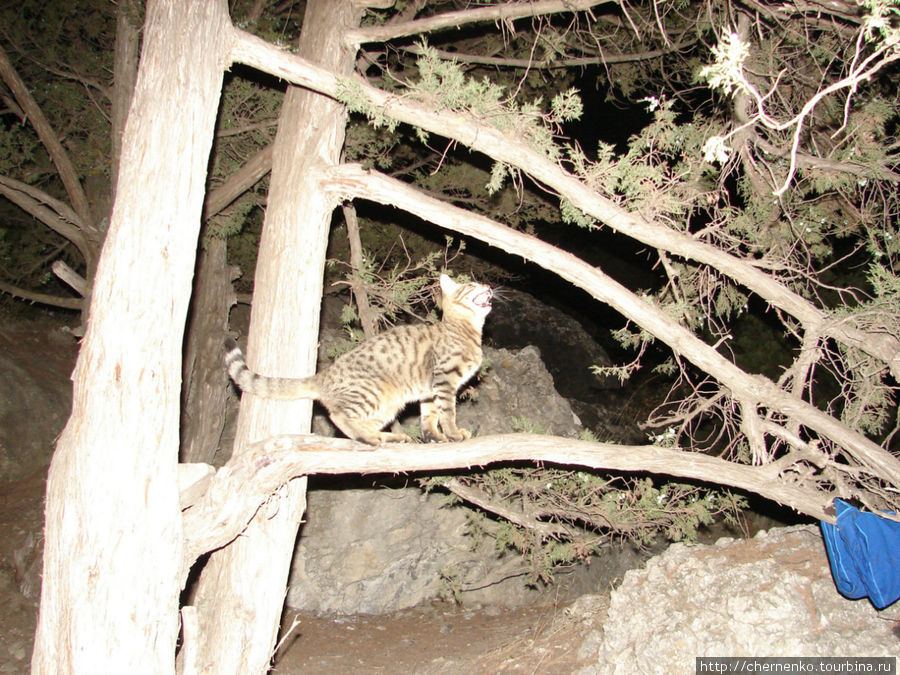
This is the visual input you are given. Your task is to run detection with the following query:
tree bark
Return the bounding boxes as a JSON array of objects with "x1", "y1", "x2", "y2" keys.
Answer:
[
  {"x1": 111, "y1": 0, "x2": 141, "y2": 200},
  {"x1": 181, "y1": 238, "x2": 236, "y2": 464},
  {"x1": 31, "y1": 1, "x2": 230, "y2": 671},
  {"x1": 189, "y1": 2, "x2": 363, "y2": 672}
]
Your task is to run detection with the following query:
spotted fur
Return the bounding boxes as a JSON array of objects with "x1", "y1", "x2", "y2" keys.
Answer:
[{"x1": 226, "y1": 274, "x2": 492, "y2": 445}]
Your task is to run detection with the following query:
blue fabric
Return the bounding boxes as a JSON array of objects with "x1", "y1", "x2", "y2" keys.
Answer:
[{"x1": 821, "y1": 499, "x2": 900, "y2": 609}]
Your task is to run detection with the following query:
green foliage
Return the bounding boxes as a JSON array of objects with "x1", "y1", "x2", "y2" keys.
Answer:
[
  {"x1": 591, "y1": 362, "x2": 637, "y2": 386},
  {"x1": 560, "y1": 198, "x2": 596, "y2": 229},
  {"x1": 329, "y1": 235, "x2": 469, "y2": 337},
  {"x1": 510, "y1": 416, "x2": 545, "y2": 434},
  {"x1": 0, "y1": 0, "x2": 116, "y2": 297},
  {"x1": 433, "y1": 466, "x2": 748, "y2": 585},
  {"x1": 550, "y1": 88, "x2": 583, "y2": 123},
  {"x1": 486, "y1": 161, "x2": 512, "y2": 196},
  {"x1": 697, "y1": 31, "x2": 751, "y2": 97},
  {"x1": 344, "y1": 42, "x2": 583, "y2": 175},
  {"x1": 827, "y1": 263, "x2": 900, "y2": 436},
  {"x1": 860, "y1": 0, "x2": 900, "y2": 44},
  {"x1": 206, "y1": 72, "x2": 281, "y2": 247},
  {"x1": 336, "y1": 78, "x2": 400, "y2": 133},
  {"x1": 437, "y1": 566, "x2": 464, "y2": 604},
  {"x1": 1, "y1": 0, "x2": 116, "y2": 181}
]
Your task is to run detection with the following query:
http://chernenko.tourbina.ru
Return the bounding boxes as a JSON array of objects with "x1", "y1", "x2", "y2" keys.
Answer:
[{"x1": 696, "y1": 656, "x2": 896, "y2": 674}]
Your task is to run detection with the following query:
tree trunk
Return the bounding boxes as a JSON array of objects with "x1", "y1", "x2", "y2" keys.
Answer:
[
  {"x1": 31, "y1": 1, "x2": 229, "y2": 671},
  {"x1": 189, "y1": 2, "x2": 363, "y2": 672},
  {"x1": 181, "y1": 237, "x2": 236, "y2": 464},
  {"x1": 110, "y1": 0, "x2": 141, "y2": 202}
]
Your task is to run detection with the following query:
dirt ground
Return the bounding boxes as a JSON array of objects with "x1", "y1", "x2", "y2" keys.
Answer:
[{"x1": 275, "y1": 600, "x2": 598, "y2": 673}]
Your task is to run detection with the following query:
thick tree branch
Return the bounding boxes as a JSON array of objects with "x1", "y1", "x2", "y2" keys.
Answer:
[
  {"x1": 345, "y1": 0, "x2": 612, "y2": 45},
  {"x1": 203, "y1": 143, "x2": 273, "y2": 219},
  {"x1": 180, "y1": 433, "x2": 835, "y2": 573},
  {"x1": 0, "y1": 279, "x2": 81, "y2": 310},
  {"x1": 400, "y1": 41, "x2": 690, "y2": 69},
  {"x1": 227, "y1": 27, "x2": 900, "y2": 379},
  {"x1": 111, "y1": 0, "x2": 141, "y2": 198},
  {"x1": 51, "y1": 260, "x2": 88, "y2": 297}
]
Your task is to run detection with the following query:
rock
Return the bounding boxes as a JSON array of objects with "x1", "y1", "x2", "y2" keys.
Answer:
[
  {"x1": 486, "y1": 289, "x2": 619, "y2": 397},
  {"x1": 578, "y1": 525, "x2": 900, "y2": 674},
  {"x1": 455, "y1": 345, "x2": 583, "y2": 438},
  {"x1": 286, "y1": 345, "x2": 584, "y2": 614}
]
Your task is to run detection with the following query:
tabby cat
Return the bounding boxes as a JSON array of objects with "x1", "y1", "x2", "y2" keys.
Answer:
[{"x1": 225, "y1": 273, "x2": 492, "y2": 445}]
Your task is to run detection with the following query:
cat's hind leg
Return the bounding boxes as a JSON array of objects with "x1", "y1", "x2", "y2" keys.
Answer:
[
  {"x1": 419, "y1": 399, "x2": 449, "y2": 442},
  {"x1": 329, "y1": 410, "x2": 412, "y2": 445}
]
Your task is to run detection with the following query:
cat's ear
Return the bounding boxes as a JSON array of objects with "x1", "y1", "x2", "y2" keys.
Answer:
[{"x1": 439, "y1": 273, "x2": 458, "y2": 295}]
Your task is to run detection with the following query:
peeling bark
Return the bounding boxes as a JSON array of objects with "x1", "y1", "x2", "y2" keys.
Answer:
[{"x1": 32, "y1": 1, "x2": 230, "y2": 671}]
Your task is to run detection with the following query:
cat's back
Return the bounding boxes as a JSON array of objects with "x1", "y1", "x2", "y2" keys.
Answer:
[{"x1": 320, "y1": 322, "x2": 439, "y2": 392}]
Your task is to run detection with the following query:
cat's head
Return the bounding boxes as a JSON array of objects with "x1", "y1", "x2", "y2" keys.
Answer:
[{"x1": 439, "y1": 273, "x2": 492, "y2": 326}]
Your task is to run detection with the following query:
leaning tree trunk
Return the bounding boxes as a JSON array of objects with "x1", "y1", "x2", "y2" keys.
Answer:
[
  {"x1": 189, "y1": 1, "x2": 364, "y2": 672},
  {"x1": 31, "y1": 1, "x2": 230, "y2": 671}
]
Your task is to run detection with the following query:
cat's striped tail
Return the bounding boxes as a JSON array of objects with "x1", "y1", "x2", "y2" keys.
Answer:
[{"x1": 224, "y1": 337, "x2": 319, "y2": 400}]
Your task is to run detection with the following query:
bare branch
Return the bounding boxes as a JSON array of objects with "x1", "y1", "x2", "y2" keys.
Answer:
[
  {"x1": 399, "y1": 41, "x2": 690, "y2": 69},
  {"x1": 0, "y1": 174, "x2": 89, "y2": 259},
  {"x1": 752, "y1": 133, "x2": 900, "y2": 184},
  {"x1": 341, "y1": 203, "x2": 379, "y2": 337},
  {"x1": 345, "y1": 0, "x2": 612, "y2": 46},
  {"x1": 0, "y1": 278, "x2": 81, "y2": 310},
  {"x1": 51, "y1": 261, "x2": 88, "y2": 297},
  {"x1": 180, "y1": 432, "x2": 835, "y2": 572},
  {"x1": 443, "y1": 477, "x2": 580, "y2": 539},
  {"x1": 0, "y1": 42, "x2": 95, "y2": 226}
]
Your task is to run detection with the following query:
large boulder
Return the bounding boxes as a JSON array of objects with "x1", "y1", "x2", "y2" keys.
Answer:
[
  {"x1": 286, "y1": 345, "x2": 584, "y2": 614},
  {"x1": 486, "y1": 288, "x2": 618, "y2": 397},
  {"x1": 577, "y1": 525, "x2": 899, "y2": 673}
]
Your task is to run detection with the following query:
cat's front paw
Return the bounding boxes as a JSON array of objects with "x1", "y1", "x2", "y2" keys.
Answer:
[{"x1": 446, "y1": 428, "x2": 471, "y2": 442}]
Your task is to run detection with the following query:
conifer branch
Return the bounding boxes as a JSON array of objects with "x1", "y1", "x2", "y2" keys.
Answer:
[{"x1": 228, "y1": 26, "x2": 900, "y2": 378}]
